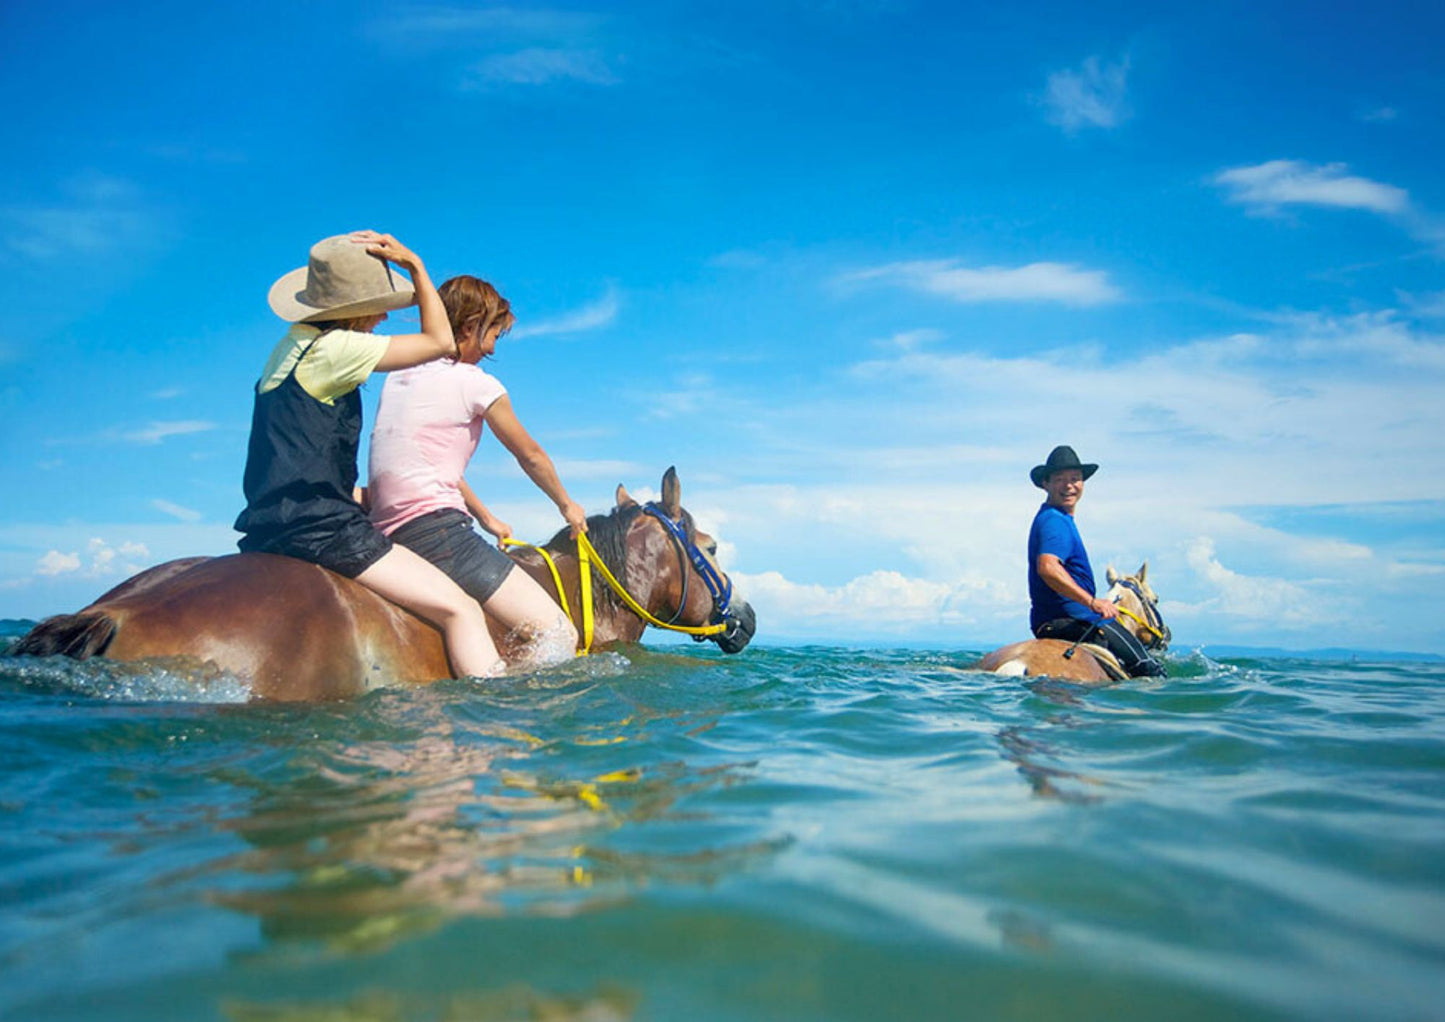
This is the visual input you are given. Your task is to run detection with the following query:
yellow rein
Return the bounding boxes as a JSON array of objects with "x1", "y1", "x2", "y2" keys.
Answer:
[
  {"x1": 502, "y1": 533, "x2": 727, "y2": 655},
  {"x1": 1114, "y1": 603, "x2": 1165, "y2": 643}
]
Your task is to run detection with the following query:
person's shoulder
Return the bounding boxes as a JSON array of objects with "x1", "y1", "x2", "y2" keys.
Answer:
[
  {"x1": 316, "y1": 326, "x2": 386, "y2": 353},
  {"x1": 298, "y1": 326, "x2": 387, "y2": 399},
  {"x1": 457, "y1": 364, "x2": 507, "y2": 398},
  {"x1": 456, "y1": 362, "x2": 503, "y2": 385}
]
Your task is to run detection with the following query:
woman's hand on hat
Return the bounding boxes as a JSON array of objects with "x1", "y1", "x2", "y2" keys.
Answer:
[{"x1": 350, "y1": 230, "x2": 420, "y2": 273}]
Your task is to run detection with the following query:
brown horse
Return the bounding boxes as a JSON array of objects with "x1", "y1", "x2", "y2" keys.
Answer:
[
  {"x1": 12, "y1": 468, "x2": 755, "y2": 701},
  {"x1": 976, "y1": 563, "x2": 1169, "y2": 685}
]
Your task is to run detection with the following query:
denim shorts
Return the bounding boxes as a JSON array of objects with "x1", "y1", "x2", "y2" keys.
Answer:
[{"x1": 390, "y1": 508, "x2": 516, "y2": 604}]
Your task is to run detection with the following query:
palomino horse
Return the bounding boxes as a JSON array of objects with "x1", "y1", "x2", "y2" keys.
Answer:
[
  {"x1": 12, "y1": 468, "x2": 755, "y2": 701},
  {"x1": 977, "y1": 563, "x2": 1169, "y2": 685}
]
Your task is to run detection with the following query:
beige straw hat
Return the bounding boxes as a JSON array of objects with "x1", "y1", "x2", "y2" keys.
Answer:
[{"x1": 267, "y1": 234, "x2": 417, "y2": 323}]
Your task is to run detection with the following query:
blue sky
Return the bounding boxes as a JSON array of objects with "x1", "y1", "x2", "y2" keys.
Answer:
[{"x1": 2, "y1": 1, "x2": 1443, "y2": 654}]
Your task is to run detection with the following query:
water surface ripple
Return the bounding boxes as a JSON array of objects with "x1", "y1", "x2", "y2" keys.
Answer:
[{"x1": 2, "y1": 640, "x2": 1442, "y2": 1021}]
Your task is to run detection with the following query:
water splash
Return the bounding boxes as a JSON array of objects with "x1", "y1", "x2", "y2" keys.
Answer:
[{"x1": 0, "y1": 652, "x2": 251, "y2": 703}]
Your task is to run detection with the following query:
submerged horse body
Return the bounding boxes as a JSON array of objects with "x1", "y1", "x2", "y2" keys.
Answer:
[
  {"x1": 978, "y1": 563, "x2": 1170, "y2": 685},
  {"x1": 13, "y1": 469, "x2": 754, "y2": 701}
]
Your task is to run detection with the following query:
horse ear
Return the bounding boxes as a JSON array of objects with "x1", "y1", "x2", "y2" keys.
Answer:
[
  {"x1": 1137, "y1": 562, "x2": 1148, "y2": 583},
  {"x1": 1106, "y1": 565, "x2": 1119, "y2": 585},
  {"x1": 661, "y1": 466, "x2": 681, "y2": 517},
  {"x1": 615, "y1": 484, "x2": 638, "y2": 510}
]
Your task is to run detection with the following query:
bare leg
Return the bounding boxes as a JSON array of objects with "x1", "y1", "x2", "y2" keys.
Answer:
[
  {"x1": 355, "y1": 545, "x2": 504, "y2": 678},
  {"x1": 482, "y1": 569, "x2": 578, "y2": 666}
]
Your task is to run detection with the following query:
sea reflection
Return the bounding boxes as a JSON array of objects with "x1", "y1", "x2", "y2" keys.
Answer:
[
  {"x1": 222, "y1": 982, "x2": 639, "y2": 1022},
  {"x1": 180, "y1": 683, "x2": 770, "y2": 956}
]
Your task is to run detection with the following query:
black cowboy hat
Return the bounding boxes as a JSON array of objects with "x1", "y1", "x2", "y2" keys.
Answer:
[{"x1": 1030, "y1": 445, "x2": 1099, "y2": 488}]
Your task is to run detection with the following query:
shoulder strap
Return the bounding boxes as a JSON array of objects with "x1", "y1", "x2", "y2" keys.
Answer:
[{"x1": 283, "y1": 329, "x2": 331, "y2": 380}]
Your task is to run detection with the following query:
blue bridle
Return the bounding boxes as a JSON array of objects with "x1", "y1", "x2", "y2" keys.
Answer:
[{"x1": 642, "y1": 502, "x2": 733, "y2": 627}]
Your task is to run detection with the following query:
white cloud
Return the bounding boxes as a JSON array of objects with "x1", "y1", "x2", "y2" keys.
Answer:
[
  {"x1": 1214, "y1": 160, "x2": 1409, "y2": 215},
  {"x1": 1179, "y1": 536, "x2": 1325, "y2": 625},
  {"x1": 37, "y1": 550, "x2": 82, "y2": 577},
  {"x1": 151, "y1": 499, "x2": 203, "y2": 523},
  {"x1": 370, "y1": 8, "x2": 619, "y2": 89},
  {"x1": 0, "y1": 523, "x2": 239, "y2": 618},
  {"x1": 511, "y1": 287, "x2": 620, "y2": 340},
  {"x1": 466, "y1": 48, "x2": 617, "y2": 87},
  {"x1": 843, "y1": 260, "x2": 1121, "y2": 305},
  {"x1": 549, "y1": 458, "x2": 645, "y2": 481},
  {"x1": 1042, "y1": 55, "x2": 1131, "y2": 131},
  {"x1": 732, "y1": 568, "x2": 1018, "y2": 641},
  {"x1": 1399, "y1": 291, "x2": 1445, "y2": 319},
  {"x1": 872, "y1": 328, "x2": 944, "y2": 351},
  {"x1": 374, "y1": 8, "x2": 603, "y2": 42},
  {"x1": 119, "y1": 420, "x2": 217, "y2": 445},
  {"x1": 1, "y1": 173, "x2": 159, "y2": 261},
  {"x1": 32, "y1": 539, "x2": 150, "y2": 580},
  {"x1": 1361, "y1": 106, "x2": 1398, "y2": 123}
]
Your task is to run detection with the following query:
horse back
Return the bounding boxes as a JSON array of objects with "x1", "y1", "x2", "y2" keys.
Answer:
[
  {"x1": 978, "y1": 638, "x2": 1116, "y2": 685},
  {"x1": 96, "y1": 553, "x2": 450, "y2": 700}
]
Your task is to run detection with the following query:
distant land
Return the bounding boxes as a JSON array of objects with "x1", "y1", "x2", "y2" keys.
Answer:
[
  {"x1": 746, "y1": 635, "x2": 1445, "y2": 663},
  {"x1": 1191, "y1": 644, "x2": 1443, "y2": 663}
]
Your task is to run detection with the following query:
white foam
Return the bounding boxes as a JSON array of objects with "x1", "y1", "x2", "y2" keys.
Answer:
[{"x1": 3, "y1": 654, "x2": 252, "y2": 704}]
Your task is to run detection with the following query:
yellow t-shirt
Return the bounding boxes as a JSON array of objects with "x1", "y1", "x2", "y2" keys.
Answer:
[{"x1": 256, "y1": 324, "x2": 389, "y2": 404}]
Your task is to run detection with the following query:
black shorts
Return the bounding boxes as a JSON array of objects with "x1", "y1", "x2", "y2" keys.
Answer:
[
  {"x1": 1034, "y1": 616, "x2": 1167, "y2": 678},
  {"x1": 390, "y1": 508, "x2": 516, "y2": 604},
  {"x1": 239, "y1": 508, "x2": 393, "y2": 579}
]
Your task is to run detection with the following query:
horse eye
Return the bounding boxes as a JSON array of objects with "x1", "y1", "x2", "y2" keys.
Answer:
[{"x1": 706, "y1": 541, "x2": 718, "y2": 556}]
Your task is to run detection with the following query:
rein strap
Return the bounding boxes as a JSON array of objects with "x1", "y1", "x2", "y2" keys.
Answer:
[{"x1": 503, "y1": 531, "x2": 727, "y2": 657}]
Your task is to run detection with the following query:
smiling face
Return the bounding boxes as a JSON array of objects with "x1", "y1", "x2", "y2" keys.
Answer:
[{"x1": 1043, "y1": 468, "x2": 1085, "y2": 514}]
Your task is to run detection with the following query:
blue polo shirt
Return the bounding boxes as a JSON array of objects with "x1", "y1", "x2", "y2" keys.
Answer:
[{"x1": 1028, "y1": 502, "x2": 1099, "y2": 632}]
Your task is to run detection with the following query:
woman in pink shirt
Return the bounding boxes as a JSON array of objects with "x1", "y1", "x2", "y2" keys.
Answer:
[{"x1": 366, "y1": 275, "x2": 586, "y2": 665}]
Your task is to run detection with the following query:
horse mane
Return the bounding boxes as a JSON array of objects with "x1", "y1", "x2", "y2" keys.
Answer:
[{"x1": 541, "y1": 503, "x2": 644, "y2": 615}]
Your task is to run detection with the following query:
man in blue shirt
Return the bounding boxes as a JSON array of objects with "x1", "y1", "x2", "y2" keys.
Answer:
[{"x1": 1027, "y1": 445, "x2": 1165, "y2": 677}]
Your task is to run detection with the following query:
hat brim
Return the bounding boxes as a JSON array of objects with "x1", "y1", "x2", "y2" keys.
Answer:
[
  {"x1": 267, "y1": 266, "x2": 417, "y2": 323},
  {"x1": 1031, "y1": 462, "x2": 1099, "y2": 488}
]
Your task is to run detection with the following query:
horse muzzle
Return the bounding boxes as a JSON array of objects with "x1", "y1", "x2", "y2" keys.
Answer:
[{"x1": 710, "y1": 600, "x2": 756, "y2": 654}]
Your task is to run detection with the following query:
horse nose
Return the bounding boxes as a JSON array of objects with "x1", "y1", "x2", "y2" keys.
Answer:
[{"x1": 714, "y1": 600, "x2": 756, "y2": 654}]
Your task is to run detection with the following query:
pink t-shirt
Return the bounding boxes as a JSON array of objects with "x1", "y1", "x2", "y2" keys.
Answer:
[{"x1": 367, "y1": 360, "x2": 507, "y2": 535}]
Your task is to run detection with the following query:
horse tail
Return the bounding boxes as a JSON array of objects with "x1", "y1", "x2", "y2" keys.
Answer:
[{"x1": 12, "y1": 611, "x2": 118, "y2": 660}]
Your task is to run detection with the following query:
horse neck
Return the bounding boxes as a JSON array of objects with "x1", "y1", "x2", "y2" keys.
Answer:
[{"x1": 515, "y1": 519, "x2": 659, "y2": 647}]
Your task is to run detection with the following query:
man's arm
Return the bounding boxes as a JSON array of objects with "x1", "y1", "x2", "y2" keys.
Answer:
[{"x1": 1036, "y1": 554, "x2": 1117, "y2": 620}]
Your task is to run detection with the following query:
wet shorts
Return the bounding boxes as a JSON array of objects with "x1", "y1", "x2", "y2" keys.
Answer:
[
  {"x1": 239, "y1": 508, "x2": 393, "y2": 580},
  {"x1": 390, "y1": 508, "x2": 516, "y2": 605}
]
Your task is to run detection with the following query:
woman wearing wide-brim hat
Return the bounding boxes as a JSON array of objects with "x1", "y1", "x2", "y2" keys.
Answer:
[{"x1": 234, "y1": 230, "x2": 505, "y2": 678}]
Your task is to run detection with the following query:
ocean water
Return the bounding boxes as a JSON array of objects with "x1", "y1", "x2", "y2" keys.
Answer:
[{"x1": 1, "y1": 629, "x2": 1442, "y2": 1022}]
